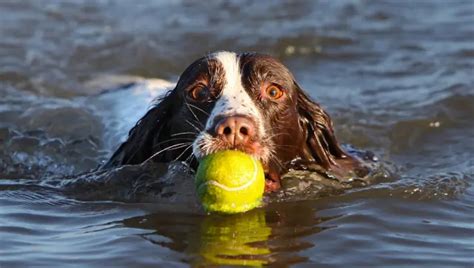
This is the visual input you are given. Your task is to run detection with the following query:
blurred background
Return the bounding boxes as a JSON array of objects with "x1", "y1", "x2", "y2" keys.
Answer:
[{"x1": 1, "y1": 0, "x2": 473, "y2": 266}]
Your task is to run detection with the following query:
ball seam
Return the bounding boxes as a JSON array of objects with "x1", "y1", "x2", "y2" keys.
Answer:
[{"x1": 198, "y1": 156, "x2": 258, "y2": 192}]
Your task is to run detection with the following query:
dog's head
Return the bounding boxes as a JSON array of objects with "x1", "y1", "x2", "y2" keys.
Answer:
[{"x1": 106, "y1": 52, "x2": 358, "y2": 190}]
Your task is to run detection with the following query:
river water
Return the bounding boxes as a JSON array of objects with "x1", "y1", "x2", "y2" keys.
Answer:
[{"x1": 1, "y1": 0, "x2": 473, "y2": 266}]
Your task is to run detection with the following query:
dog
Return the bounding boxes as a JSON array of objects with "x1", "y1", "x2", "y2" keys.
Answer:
[{"x1": 103, "y1": 51, "x2": 366, "y2": 192}]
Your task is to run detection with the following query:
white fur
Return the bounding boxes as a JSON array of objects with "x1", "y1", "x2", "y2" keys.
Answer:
[
  {"x1": 90, "y1": 79, "x2": 173, "y2": 151},
  {"x1": 205, "y1": 51, "x2": 264, "y2": 133},
  {"x1": 192, "y1": 51, "x2": 266, "y2": 160}
]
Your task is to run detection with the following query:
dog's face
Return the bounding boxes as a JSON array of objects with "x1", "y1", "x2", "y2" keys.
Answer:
[
  {"x1": 187, "y1": 52, "x2": 304, "y2": 167},
  {"x1": 105, "y1": 52, "x2": 358, "y2": 191}
]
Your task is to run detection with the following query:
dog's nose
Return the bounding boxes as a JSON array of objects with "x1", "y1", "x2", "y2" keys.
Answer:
[{"x1": 214, "y1": 115, "x2": 257, "y2": 146}]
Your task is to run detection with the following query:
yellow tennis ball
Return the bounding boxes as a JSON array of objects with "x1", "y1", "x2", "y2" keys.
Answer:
[
  {"x1": 198, "y1": 209, "x2": 271, "y2": 266},
  {"x1": 195, "y1": 150, "x2": 265, "y2": 214}
]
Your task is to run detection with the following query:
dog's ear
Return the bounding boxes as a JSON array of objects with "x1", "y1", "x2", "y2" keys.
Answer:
[
  {"x1": 295, "y1": 82, "x2": 354, "y2": 170},
  {"x1": 102, "y1": 89, "x2": 178, "y2": 168}
]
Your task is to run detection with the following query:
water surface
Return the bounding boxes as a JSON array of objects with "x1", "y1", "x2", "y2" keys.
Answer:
[{"x1": 1, "y1": 0, "x2": 473, "y2": 266}]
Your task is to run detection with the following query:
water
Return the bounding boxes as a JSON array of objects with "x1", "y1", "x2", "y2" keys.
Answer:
[{"x1": 1, "y1": 0, "x2": 473, "y2": 266}]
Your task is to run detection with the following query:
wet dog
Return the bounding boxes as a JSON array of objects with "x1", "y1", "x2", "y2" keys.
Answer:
[{"x1": 104, "y1": 52, "x2": 366, "y2": 192}]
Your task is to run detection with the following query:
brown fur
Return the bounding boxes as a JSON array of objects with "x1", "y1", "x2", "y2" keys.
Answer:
[{"x1": 104, "y1": 52, "x2": 363, "y2": 191}]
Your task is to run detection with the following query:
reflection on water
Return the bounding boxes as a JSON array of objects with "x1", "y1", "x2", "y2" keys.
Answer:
[
  {"x1": 122, "y1": 202, "x2": 339, "y2": 266},
  {"x1": 197, "y1": 210, "x2": 271, "y2": 266},
  {"x1": 124, "y1": 209, "x2": 273, "y2": 266}
]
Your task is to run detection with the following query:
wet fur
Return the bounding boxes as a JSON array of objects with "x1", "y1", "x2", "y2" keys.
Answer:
[{"x1": 103, "y1": 52, "x2": 364, "y2": 190}]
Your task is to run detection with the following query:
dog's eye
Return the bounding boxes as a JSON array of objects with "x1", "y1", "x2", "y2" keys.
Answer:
[
  {"x1": 188, "y1": 85, "x2": 210, "y2": 101},
  {"x1": 265, "y1": 85, "x2": 284, "y2": 100}
]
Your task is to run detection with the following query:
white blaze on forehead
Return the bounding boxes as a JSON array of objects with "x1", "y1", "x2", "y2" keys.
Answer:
[
  {"x1": 206, "y1": 51, "x2": 263, "y2": 134},
  {"x1": 192, "y1": 52, "x2": 270, "y2": 160}
]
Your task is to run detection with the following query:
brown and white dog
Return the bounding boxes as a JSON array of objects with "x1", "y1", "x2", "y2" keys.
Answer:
[{"x1": 104, "y1": 51, "x2": 365, "y2": 192}]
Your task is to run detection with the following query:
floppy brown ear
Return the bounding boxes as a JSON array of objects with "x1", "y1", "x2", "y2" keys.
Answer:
[
  {"x1": 102, "y1": 90, "x2": 178, "y2": 169},
  {"x1": 295, "y1": 82, "x2": 355, "y2": 170}
]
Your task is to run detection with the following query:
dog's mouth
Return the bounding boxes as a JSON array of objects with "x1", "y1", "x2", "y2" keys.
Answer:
[
  {"x1": 192, "y1": 131, "x2": 280, "y2": 192},
  {"x1": 192, "y1": 132, "x2": 272, "y2": 164}
]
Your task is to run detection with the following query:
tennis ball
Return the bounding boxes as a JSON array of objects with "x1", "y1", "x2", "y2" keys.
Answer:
[
  {"x1": 195, "y1": 150, "x2": 265, "y2": 214},
  {"x1": 198, "y1": 209, "x2": 271, "y2": 266}
]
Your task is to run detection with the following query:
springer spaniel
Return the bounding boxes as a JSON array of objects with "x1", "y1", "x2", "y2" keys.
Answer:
[{"x1": 103, "y1": 51, "x2": 367, "y2": 192}]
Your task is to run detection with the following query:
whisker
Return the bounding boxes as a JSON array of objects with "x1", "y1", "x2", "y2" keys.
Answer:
[
  {"x1": 144, "y1": 143, "x2": 190, "y2": 163},
  {"x1": 185, "y1": 152, "x2": 196, "y2": 165},
  {"x1": 154, "y1": 138, "x2": 194, "y2": 147},
  {"x1": 186, "y1": 102, "x2": 210, "y2": 116},
  {"x1": 270, "y1": 144, "x2": 298, "y2": 148},
  {"x1": 267, "y1": 150, "x2": 285, "y2": 170},
  {"x1": 170, "y1": 132, "x2": 198, "y2": 137},
  {"x1": 174, "y1": 144, "x2": 193, "y2": 162},
  {"x1": 185, "y1": 101, "x2": 204, "y2": 128},
  {"x1": 199, "y1": 136, "x2": 217, "y2": 156},
  {"x1": 265, "y1": 132, "x2": 289, "y2": 139},
  {"x1": 186, "y1": 119, "x2": 203, "y2": 133}
]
